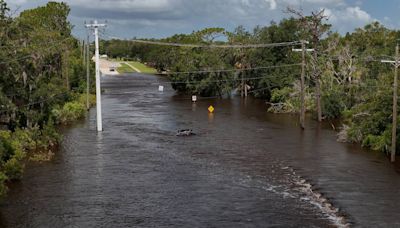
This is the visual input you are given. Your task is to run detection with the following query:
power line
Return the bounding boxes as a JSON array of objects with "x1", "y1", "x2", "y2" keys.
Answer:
[
  {"x1": 0, "y1": 37, "x2": 75, "y2": 50},
  {"x1": 128, "y1": 39, "x2": 302, "y2": 48},
  {"x1": 108, "y1": 75, "x2": 293, "y2": 87},
  {"x1": 0, "y1": 91, "x2": 69, "y2": 113},
  {"x1": 153, "y1": 86, "x2": 275, "y2": 101},
  {"x1": 101, "y1": 32, "x2": 301, "y2": 49},
  {"x1": 110, "y1": 65, "x2": 301, "y2": 86},
  {"x1": 164, "y1": 63, "x2": 301, "y2": 75},
  {"x1": 1, "y1": 71, "x2": 88, "y2": 98},
  {"x1": 0, "y1": 37, "x2": 74, "y2": 65}
]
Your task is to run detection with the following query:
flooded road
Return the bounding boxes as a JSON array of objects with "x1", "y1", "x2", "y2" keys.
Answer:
[{"x1": 1, "y1": 73, "x2": 400, "y2": 227}]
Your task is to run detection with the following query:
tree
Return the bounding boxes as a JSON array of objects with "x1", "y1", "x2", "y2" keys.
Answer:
[{"x1": 287, "y1": 8, "x2": 331, "y2": 121}]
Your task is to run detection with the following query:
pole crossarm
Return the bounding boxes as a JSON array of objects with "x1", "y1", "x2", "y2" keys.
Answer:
[
  {"x1": 381, "y1": 59, "x2": 400, "y2": 68},
  {"x1": 292, "y1": 49, "x2": 315, "y2": 52},
  {"x1": 85, "y1": 23, "x2": 106, "y2": 28}
]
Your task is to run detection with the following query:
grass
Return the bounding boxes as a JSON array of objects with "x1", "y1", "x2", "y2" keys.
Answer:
[
  {"x1": 116, "y1": 61, "x2": 157, "y2": 74},
  {"x1": 127, "y1": 61, "x2": 157, "y2": 74},
  {"x1": 117, "y1": 63, "x2": 135, "y2": 73}
]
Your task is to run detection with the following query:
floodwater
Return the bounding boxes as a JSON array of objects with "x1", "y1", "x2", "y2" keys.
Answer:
[{"x1": 1, "y1": 73, "x2": 400, "y2": 227}]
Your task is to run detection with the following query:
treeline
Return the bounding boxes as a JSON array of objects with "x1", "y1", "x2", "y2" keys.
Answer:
[
  {"x1": 0, "y1": 1, "x2": 94, "y2": 197},
  {"x1": 103, "y1": 13, "x2": 400, "y2": 156}
]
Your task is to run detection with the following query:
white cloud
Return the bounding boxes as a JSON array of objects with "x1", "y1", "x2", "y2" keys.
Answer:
[
  {"x1": 68, "y1": 0, "x2": 175, "y2": 13},
  {"x1": 264, "y1": 0, "x2": 277, "y2": 10},
  {"x1": 7, "y1": 0, "x2": 381, "y2": 39},
  {"x1": 344, "y1": 6, "x2": 372, "y2": 22},
  {"x1": 324, "y1": 6, "x2": 374, "y2": 33},
  {"x1": 281, "y1": 0, "x2": 345, "y2": 6},
  {"x1": 6, "y1": 0, "x2": 27, "y2": 5}
]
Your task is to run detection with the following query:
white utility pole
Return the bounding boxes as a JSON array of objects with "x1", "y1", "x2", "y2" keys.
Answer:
[
  {"x1": 292, "y1": 41, "x2": 314, "y2": 129},
  {"x1": 381, "y1": 43, "x2": 399, "y2": 163},
  {"x1": 85, "y1": 20, "x2": 106, "y2": 132}
]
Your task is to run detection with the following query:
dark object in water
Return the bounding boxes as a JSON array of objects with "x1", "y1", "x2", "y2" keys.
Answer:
[{"x1": 176, "y1": 129, "x2": 196, "y2": 136}]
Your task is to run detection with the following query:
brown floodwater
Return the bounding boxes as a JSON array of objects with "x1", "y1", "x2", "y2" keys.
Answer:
[{"x1": 1, "y1": 73, "x2": 400, "y2": 227}]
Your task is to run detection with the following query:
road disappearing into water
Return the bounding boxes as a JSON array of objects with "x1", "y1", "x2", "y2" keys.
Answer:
[{"x1": 1, "y1": 73, "x2": 400, "y2": 227}]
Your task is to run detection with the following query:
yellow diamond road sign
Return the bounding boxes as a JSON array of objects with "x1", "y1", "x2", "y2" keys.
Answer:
[{"x1": 208, "y1": 105, "x2": 215, "y2": 113}]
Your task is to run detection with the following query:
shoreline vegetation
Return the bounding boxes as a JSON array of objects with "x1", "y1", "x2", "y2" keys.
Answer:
[
  {"x1": 0, "y1": 1, "x2": 95, "y2": 198},
  {"x1": 103, "y1": 13, "x2": 400, "y2": 160}
]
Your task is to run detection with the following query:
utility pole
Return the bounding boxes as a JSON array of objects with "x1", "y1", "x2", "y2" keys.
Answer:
[
  {"x1": 293, "y1": 40, "x2": 313, "y2": 129},
  {"x1": 381, "y1": 43, "x2": 399, "y2": 162},
  {"x1": 243, "y1": 70, "x2": 248, "y2": 97},
  {"x1": 241, "y1": 71, "x2": 244, "y2": 97},
  {"x1": 86, "y1": 20, "x2": 106, "y2": 132},
  {"x1": 82, "y1": 39, "x2": 86, "y2": 66},
  {"x1": 81, "y1": 39, "x2": 84, "y2": 61},
  {"x1": 86, "y1": 33, "x2": 90, "y2": 111},
  {"x1": 313, "y1": 47, "x2": 322, "y2": 122},
  {"x1": 65, "y1": 50, "x2": 70, "y2": 90}
]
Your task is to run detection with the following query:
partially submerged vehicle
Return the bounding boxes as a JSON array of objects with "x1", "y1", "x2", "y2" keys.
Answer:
[{"x1": 176, "y1": 129, "x2": 196, "y2": 136}]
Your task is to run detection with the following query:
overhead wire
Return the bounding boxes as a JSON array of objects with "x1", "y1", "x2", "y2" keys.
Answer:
[
  {"x1": 0, "y1": 37, "x2": 76, "y2": 50},
  {"x1": 2, "y1": 75, "x2": 88, "y2": 98},
  {"x1": 0, "y1": 37, "x2": 75, "y2": 65},
  {"x1": 100, "y1": 32, "x2": 302, "y2": 49},
  {"x1": 0, "y1": 91, "x2": 70, "y2": 114},
  {"x1": 164, "y1": 63, "x2": 302, "y2": 75},
  {"x1": 127, "y1": 39, "x2": 302, "y2": 49}
]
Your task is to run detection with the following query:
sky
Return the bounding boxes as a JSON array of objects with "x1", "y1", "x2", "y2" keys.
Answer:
[{"x1": 6, "y1": 0, "x2": 400, "y2": 40}]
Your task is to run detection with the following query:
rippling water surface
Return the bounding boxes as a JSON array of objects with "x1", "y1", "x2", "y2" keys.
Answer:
[{"x1": 1, "y1": 73, "x2": 400, "y2": 227}]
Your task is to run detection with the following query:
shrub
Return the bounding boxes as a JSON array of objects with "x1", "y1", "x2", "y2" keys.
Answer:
[
  {"x1": 0, "y1": 130, "x2": 27, "y2": 198},
  {"x1": 321, "y1": 90, "x2": 346, "y2": 119},
  {"x1": 0, "y1": 131, "x2": 14, "y2": 165},
  {"x1": 52, "y1": 93, "x2": 95, "y2": 125},
  {"x1": 270, "y1": 87, "x2": 293, "y2": 103},
  {"x1": 362, "y1": 132, "x2": 390, "y2": 152},
  {"x1": 52, "y1": 101, "x2": 86, "y2": 124},
  {"x1": 0, "y1": 172, "x2": 8, "y2": 199},
  {"x1": 3, "y1": 157, "x2": 24, "y2": 180}
]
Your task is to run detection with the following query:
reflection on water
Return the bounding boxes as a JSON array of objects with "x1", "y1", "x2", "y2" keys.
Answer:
[
  {"x1": 0, "y1": 73, "x2": 400, "y2": 227},
  {"x1": 208, "y1": 113, "x2": 214, "y2": 123}
]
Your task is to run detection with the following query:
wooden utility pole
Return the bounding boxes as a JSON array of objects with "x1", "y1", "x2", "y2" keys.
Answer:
[
  {"x1": 63, "y1": 50, "x2": 70, "y2": 90},
  {"x1": 293, "y1": 41, "x2": 314, "y2": 129},
  {"x1": 300, "y1": 41, "x2": 306, "y2": 129},
  {"x1": 82, "y1": 39, "x2": 86, "y2": 66},
  {"x1": 313, "y1": 45, "x2": 322, "y2": 122},
  {"x1": 381, "y1": 43, "x2": 399, "y2": 162},
  {"x1": 81, "y1": 40, "x2": 84, "y2": 58},
  {"x1": 86, "y1": 34, "x2": 90, "y2": 111},
  {"x1": 243, "y1": 70, "x2": 248, "y2": 97},
  {"x1": 394, "y1": 44, "x2": 398, "y2": 163},
  {"x1": 241, "y1": 71, "x2": 244, "y2": 97}
]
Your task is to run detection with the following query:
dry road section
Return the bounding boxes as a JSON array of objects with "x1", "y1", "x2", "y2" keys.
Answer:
[{"x1": 99, "y1": 59, "x2": 120, "y2": 75}]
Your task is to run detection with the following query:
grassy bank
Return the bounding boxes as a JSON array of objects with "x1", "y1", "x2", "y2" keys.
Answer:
[
  {"x1": 0, "y1": 93, "x2": 96, "y2": 198},
  {"x1": 127, "y1": 61, "x2": 157, "y2": 74},
  {"x1": 117, "y1": 63, "x2": 135, "y2": 74},
  {"x1": 117, "y1": 61, "x2": 157, "y2": 74}
]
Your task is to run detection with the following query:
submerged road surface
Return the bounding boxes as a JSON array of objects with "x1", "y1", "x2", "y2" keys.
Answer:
[{"x1": 1, "y1": 73, "x2": 400, "y2": 227}]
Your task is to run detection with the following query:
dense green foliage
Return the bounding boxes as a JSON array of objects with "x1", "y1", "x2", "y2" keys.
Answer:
[
  {"x1": 104, "y1": 18, "x2": 400, "y2": 156},
  {"x1": 0, "y1": 1, "x2": 94, "y2": 198}
]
